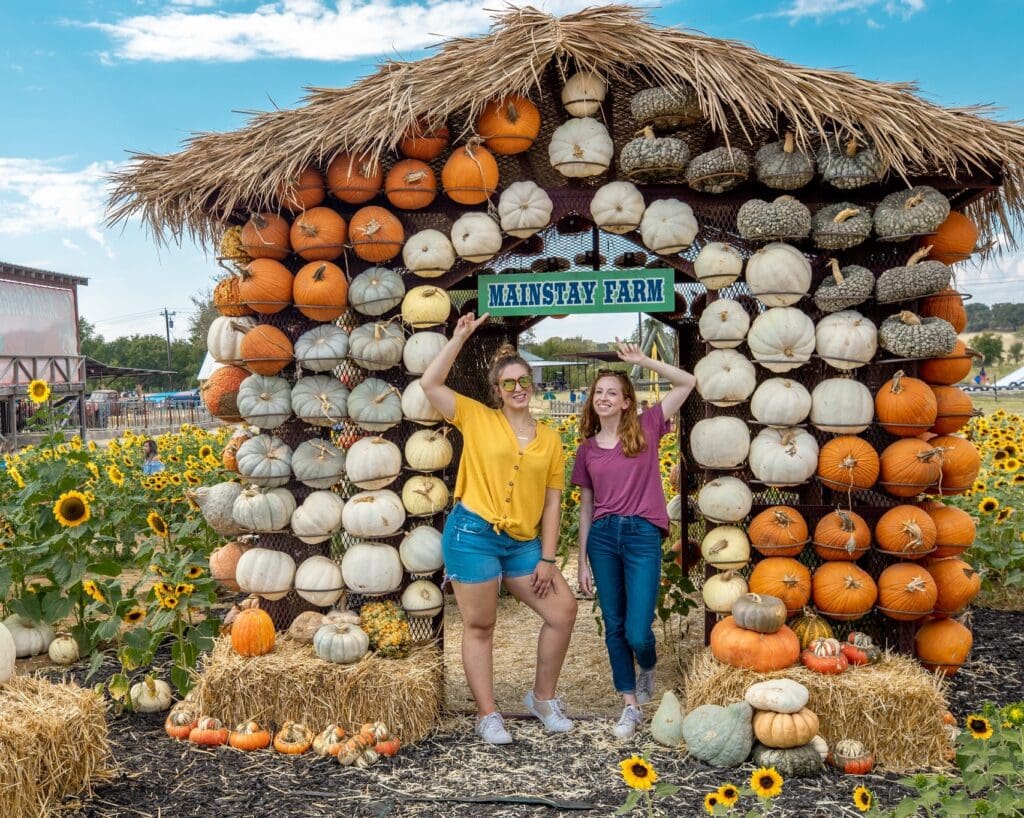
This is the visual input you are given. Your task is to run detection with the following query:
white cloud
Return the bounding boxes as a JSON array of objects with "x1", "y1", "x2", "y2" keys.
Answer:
[
  {"x1": 62, "y1": 238, "x2": 83, "y2": 252},
  {"x1": 83, "y1": 0, "x2": 594, "y2": 63},
  {"x1": 0, "y1": 157, "x2": 119, "y2": 257},
  {"x1": 774, "y1": 0, "x2": 925, "y2": 21}
]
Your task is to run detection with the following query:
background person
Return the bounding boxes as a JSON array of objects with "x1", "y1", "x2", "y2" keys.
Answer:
[{"x1": 141, "y1": 439, "x2": 164, "y2": 474}]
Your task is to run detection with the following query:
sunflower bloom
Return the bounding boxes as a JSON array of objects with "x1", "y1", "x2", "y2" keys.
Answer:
[
  {"x1": 716, "y1": 784, "x2": 739, "y2": 807},
  {"x1": 967, "y1": 714, "x2": 993, "y2": 740},
  {"x1": 28, "y1": 379, "x2": 51, "y2": 404},
  {"x1": 107, "y1": 465, "x2": 125, "y2": 487},
  {"x1": 996, "y1": 507, "x2": 1015, "y2": 523},
  {"x1": 185, "y1": 565, "x2": 204, "y2": 579},
  {"x1": 750, "y1": 767, "x2": 783, "y2": 799},
  {"x1": 175, "y1": 582, "x2": 195, "y2": 596},
  {"x1": 978, "y1": 497, "x2": 999, "y2": 514},
  {"x1": 619, "y1": 755, "x2": 657, "y2": 791},
  {"x1": 160, "y1": 594, "x2": 180, "y2": 610},
  {"x1": 82, "y1": 579, "x2": 105, "y2": 603},
  {"x1": 169, "y1": 473, "x2": 183, "y2": 486},
  {"x1": 123, "y1": 606, "x2": 147, "y2": 623},
  {"x1": 53, "y1": 490, "x2": 91, "y2": 527},
  {"x1": 703, "y1": 793, "x2": 720, "y2": 815},
  {"x1": 147, "y1": 511, "x2": 169, "y2": 538},
  {"x1": 86, "y1": 461, "x2": 100, "y2": 480},
  {"x1": 183, "y1": 470, "x2": 201, "y2": 486},
  {"x1": 8, "y1": 468, "x2": 25, "y2": 489},
  {"x1": 1002, "y1": 703, "x2": 1024, "y2": 727},
  {"x1": 199, "y1": 445, "x2": 213, "y2": 459},
  {"x1": 853, "y1": 785, "x2": 873, "y2": 812}
]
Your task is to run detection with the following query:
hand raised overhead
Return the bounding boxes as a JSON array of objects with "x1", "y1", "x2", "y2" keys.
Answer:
[{"x1": 452, "y1": 311, "x2": 490, "y2": 341}]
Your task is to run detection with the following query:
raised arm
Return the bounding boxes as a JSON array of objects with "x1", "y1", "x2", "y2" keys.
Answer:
[
  {"x1": 420, "y1": 312, "x2": 489, "y2": 420},
  {"x1": 615, "y1": 340, "x2": 695, "y2": 419}
]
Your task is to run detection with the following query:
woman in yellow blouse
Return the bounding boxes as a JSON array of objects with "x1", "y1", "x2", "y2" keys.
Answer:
[{"x1": 421, "y1": 312, "x2": 577, "y2": 745}]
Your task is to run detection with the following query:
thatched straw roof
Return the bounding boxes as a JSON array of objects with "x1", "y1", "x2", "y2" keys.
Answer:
[{"x1": 107, "y1": 4, "x2": 1024, "y2": 247}]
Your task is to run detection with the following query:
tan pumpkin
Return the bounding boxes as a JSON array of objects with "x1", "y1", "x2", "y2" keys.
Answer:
[
  {"x1": 752, "y1": 708, "x2": 820, "y2": 748},
  {"x1": 349, "y1": 206, "x2": 404, "y2": 263},
  {"x1": 241, "y1": 213, "x2": 291, "y2": 261},
  {"x1": 748, "y1": 557, "x2": 811, "y2": 614},
  {"x1": 812, "y1": 509, "x2": 871, "y2": 561},
  {"x1": 326, "y1": 153, "x2": 382, "y2": 204},
  {"x1": 289, "y1": 207, "x2": 347, "y2": 261}
]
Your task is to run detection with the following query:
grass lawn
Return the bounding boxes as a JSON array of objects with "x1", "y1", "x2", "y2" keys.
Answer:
[{"x1": 970, "y1": 393, "x2": 1024, "y2": 416}]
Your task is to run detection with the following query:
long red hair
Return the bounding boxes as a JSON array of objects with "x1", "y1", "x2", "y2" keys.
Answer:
[{"x1": 579, "y1": 371, "x2": 648, "y2": 457}]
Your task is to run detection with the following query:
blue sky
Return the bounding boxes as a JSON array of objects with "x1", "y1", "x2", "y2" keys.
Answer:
[{"x1": 1, "y1": 0, "x2": 1022, "y2": 345}]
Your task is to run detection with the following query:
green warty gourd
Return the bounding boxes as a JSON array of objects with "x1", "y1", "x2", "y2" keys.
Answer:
[
  {"x1": 737, "y1": 195, "x2": 811, "y2": 241},
  {"x1": 874, "y1": 185, "x2": 950, "y2": 240},
  {"x1": 811, "y1": 203, "x2": 873, "y2": 250},
  {"x1": 878, "y1": 311, "x2": 957, "y2": 358},
  {"x1": 686, "y1": 147, "x2": 750, "y2": 194},
  {"x1": 754, "y1": 133, "x2": 815, "y2": 190},
  {"x1": 618, "y1": 127, "x2": 690, "y2": 181},
  {"x1": 875, "y1": 247, "x2": 952, "y2": 303},
  {"x1": 817, "y1": 138, "x2": 887, "y2": 189},
  {"x1": 813, "y1": 259, "x2": 875, "y2": 313},
  {"x1": 750, "y1": 743, "x2": 824, "y2": 778},
  {"x1": 630, "y1": 85, "x2": 702, "y2": 130}
]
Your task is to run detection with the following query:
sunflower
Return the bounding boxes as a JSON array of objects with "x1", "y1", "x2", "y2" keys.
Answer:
[
  {"x1": 28, "y1": 379, "x2": 51, "y2": 404},
  {"x1": 122, "y1": 456, "x2": 133, "y2": 467},
  {"x1": 147, "y1": 511, "x2": 170, "y2": 538},
  {"x1": 1004, "y1": 458, "x2": 1021, "y2": 472},
  {"x1": 1004, "y1": 443, "x2": 1019, "y2": 458},
  {"x1": 123, "y1": 606, "x2": 147, "y2": 623},
  {"x1": 1002, "y1": 703, "x2": 1024, "y2": 727},
  {"x1": 85, "y1": 461, "x2": 100, "y2": 480},
  {"x1": 203, "y1": 454, "x2": 221, "y2": 469},
  {"x1": 87, "y1": 441, "x2": 97, "y2": 452},
  {"x1": 853, "y1": 785, "x2": 873, "y2": 812},
  {"x1": 703, "y1": 793, "x2": 720, "y2": 815},
  {"x1": 967, "y1": 714, "x2": 993, "y2": 740},
  {"x1": 148, "y1": 564, "x2": 168, "y2": 577},
  {"x1": 69, "y1": 437, "x2": 82, "y2": 451},
  {"x1": 160, "y1": 594, "x2": 180, "y2": 610},
  {"x1": 168, "y1": 455, "x2": 180, "y2": 464},
  {"x1": 996, "y1": 507, "x2": 1015, "y2": 523},
  {"x1": 175, "y1": 582, "x2": 195, "y2": 596},
  {"x1": 619, "y1": 755, "x2": 657, "y2": 790},
  {"x1": 53, "y1": 490, "x2": 91, "y2": 527},
  {"x1": 978, "y1": 497, "x2": 999, "y2": 514},
  {"x1": 183, "y1": 470, "x2": 201, "y2": 486},
  {"x1": 993, "y1": 449, "x2": 1008, "y2": 461},
  {"x1": 153, "y1": 581, "x2": 175, "y2": 599},
  {"x1": 185, "y1": 565, "x2": 204, "y2": 579},
  {"x1": 716, "y1": 783, "x2": 739, "y2": 807},
  {"x1": 7, "y1": 468, "x2": 25, "y2": 489},
  {"x1": 107, "y1": 465, "x2": 125, "y2": 487},
  {"x1": 82, "y1": 579, "x2": 105, "y2": 603},
  {"x1": 749, "y1": 766, "x2": 783, "y2": 799},
  {"x1": 1015, "y1": 474, "x2": 1024, "y2": 486},
  {"x1": 972, "y1": 480, "x2": 987, "y2": 493}
]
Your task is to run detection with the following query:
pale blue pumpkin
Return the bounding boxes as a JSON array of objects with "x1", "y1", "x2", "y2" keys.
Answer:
[{"x1": 682, "y1": 701, "x2": 754, "y2": 767}]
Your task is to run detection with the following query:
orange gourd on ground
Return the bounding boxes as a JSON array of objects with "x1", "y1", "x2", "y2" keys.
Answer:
[
  {"x1": 748, "y1": 507, "x2": 808, "y2": 557},
  {"x1": 875, "y1": 370, "x2": 937, "y2": 436},
  {"x1": 239, "y1": 325, "x2": 294, "y2": 376},
  {"x1": 292, "y1": 261, "x2": 349, "y2": 321},
  {"x1": 238, "y1": 258, "x2": 293, "y2": 314},
  {"x1": 875, "y1": 505, "x2": 937, "y2": 559},
  {"x1": 929, "y1": 434, "x2": 981, "y2": 494},
  {"x1": 816, "y1": 436, "x2": 880, "y2": 492},
  {"x1": 385, "y1": 159, "x2": 437, "y2": 210},
  {"x1": 327, "y1": 153, "x2": 383, "y2": 204},
  {"x1": 927, "y1": 504, "x2": 976, "y2": 558},
  {"x1": 273, "y1": 721, "x2": 314, "y2": 754},
  {"x1": 241, "y1": 213, "x2": 291, "y2": 261},
  {"x1": 289, "y1": 207, "x2": 347, "y2": 261},
  {"x1": 709, "y1": 616, "x2": 800, "y2": 672},
  {"x1": 476, "y1": 95, "x2": 542, "y2": 154},
  {"x1": 189, "y1": 717, "x2": 229, "y2": 746},
  {"x1": 879, "y1": 439, "x2": 944, "y2": 497},
  {"x1": 349, "y1": 206, "x2": 404, "y2": 263},
  {"x1": 230, "y1": 607, "x2": 276, "y2": 656},
  {"x1": 801, "y1": 637, "x2": 849, "y2": 674},
  {"x1": 812, "y1": 562, "x2": 877, "y2": 621},
  {"x1": 442, "y1": 142, "x2": 499, "y2": 205},
  {"x1": 929, "y1": 386, "x2": 973, "y2": 435},
  {"x1": 228, "y1": 720, "x2": 272, "y2": 751},
  {"x1": 748, "y1": 557, "x2": 812, "y2": 615},
  {"x1": 877, "y1": 562, "x2": 937, "y2": 620},
  {"x1": 276, "y1": 165, "x2": 326, "y2": 212},
  {"x1": 915, "y1": 617, "x2": 972, "y2": 675},
  {"x1": 812, "y1": 510, "x2": 871, "y2": 561},
  {"x1": 919, "y1": 340, "x2": 974, "y2": 385},
  {"x1": 165, "y1": 709, "x2": 197, "y2": 740},
  {"x1": 927, "y1": 558, "x2": 981, "y2": 616}
]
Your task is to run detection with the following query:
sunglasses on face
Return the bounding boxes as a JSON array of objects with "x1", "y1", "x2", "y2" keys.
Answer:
[{"x1": 500, "y1": 375, "x2": 534, "y2": 391}]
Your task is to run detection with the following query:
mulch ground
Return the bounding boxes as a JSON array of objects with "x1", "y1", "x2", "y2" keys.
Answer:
[{"x1": 28, "y1": 605, "x2": 1022, "y2": 818}]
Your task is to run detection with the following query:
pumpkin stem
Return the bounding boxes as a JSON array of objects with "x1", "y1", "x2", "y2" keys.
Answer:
[
  {"x1": 313, "y1": 263, "x2": 328, "y2": 282},
  {"x1": 708, "y1": 538, "x2": 729, "y2": 554},
  {"x1": 145, "y1": 675, "x2": 157, "y2": 695},
  {"x1": 505, "y1": 100, "x2": 520, "y2": 123},
  {"x1": 901, "y1": 520, "x2": 924, "y2": 550},
  {"x1": 249, "y1": 213, "x2": 268, "y2": 230},
  {"x1": 844, "y1": 138, "x2": 860, "y2": 157},
  {"x1": 907, "y1": 246, "x2": 933, "y2": 265},
  {"x1": 360, "y1": 219, "x2": 382, "y2": 237},
  {"x1": 905, "y1": 576, "x2": 928, "y2": 593},
  {"x1": 783, "y1": 131, "x2": 795, "y2": 153},
  {"x1": 889, "y1": 369, "x2": 906, "y2": 393},
  {"x1": 638, "y1": 125, "x2": 656, "y2": 140},
  {"x1": 903, "y1": 192, "x2": 925, "y2": 209},
  {"x1": 404, "y1": 170, "x2": 428, "y2": 184},
  {"x1": 299, "y1": 219, "x2": 319, "y2": 238},
  {"x1": 828, "y1": 257, "x2": 844, "y2": 283},
  {"x1": 897, "y1": 310, "x2": 922, "y2": 326},
  {"x1": 832, "y1": 207, "x2": 860, "y2": 224}
]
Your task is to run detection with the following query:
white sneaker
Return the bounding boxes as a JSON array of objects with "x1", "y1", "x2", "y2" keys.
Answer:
[
  {"x1": 523, "y1": 690, "x2": 574, "y2": 732},
  {"x1": 636, "y1": 666, "x2": 656, "y2": 706},
  {"x1": 613, "y1": 704, "x2": 644, "y2": 740},
  {"x1": 475, "y1": 712, "x2": 513, "y2": 745}
]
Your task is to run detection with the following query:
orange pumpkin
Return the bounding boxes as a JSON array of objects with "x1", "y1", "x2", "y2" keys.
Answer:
[
  {"x1": 165, "y1": 709, "x2": 198, "y2": 740},
  {"x1": 442, "y1": 142, "x2": 499, "y2": 205},
  {"x1": 879, "y1": 438, "x2": 944, "y2": 498},
  {"x1": 875, "y1": 504, "x2": 937, "y2": 559},
  {"x1": 920, "y1": 288, "x2": 968, "y2": 333},
  {"x1": 816, "y1": 436, "x2": 880, "y2": 492},
  {"x1": 327, "y1": 153, "x2": 383, "y2": 204},
  {"x1": 476, "y1": 94, "x2": 541, "y2": 154},
  {"x1": 349, "y1": 206, "x2": 404, "y2": 263},
  {"x1": 748, "y1": 557, "x2": 812, "y2": 615},
  {"x1": 930, "y1": 434, "x2": 980, "y2": 494},
  {"x1": 276, "y1": 165, "x2": 326, "y2": 212},
  {"x1": 273, "y1": 721, "x2": 314, "y2": 754},
  {"x1": 190, "y1": 716, "x2": 229, "y2": 746},
  {"x1": 875, "y1": 370, "x2": 938, "y2": 437},
  {"x1": 238, "y1": 258, "x2": 293, "y2": 315},
  {"x1": 915, "y1": 617, "x2": 972, "y2": 675},
  {"x1": 230, "y1": 607, "x2": 276, "y2": 656},
  {"x1": 748, "y1": 506, "x2": 808, "y2": 557},
  {"x1": 239, "y1": 324, "x2": 294, "y2": 376},
  {"x1": 241, "y1": 212, "x2": 291, "y2": 261},
  {"x1": 210, "y1": 540, "x2": 250, "y2": 592},
  {"x1": 811, "y1": 562, "x2": 877, "y2": 621},
  {"x1": 922, "y1": 211, "x2": 978, "y2": 265},
  {"x1": 930, "y1": 386, "x2": 973, "y2": 435},
  {"x1": 399, "y1": 120, "x2": 450, "y2": 161},
  {"x1": 919, "y1": 340, "x2": 974, "y2": 386},
  {"x1": 213, "y1": 275, "x2": 255, "y2": 317},
  {"x1": 877, "y1": 562, "x2": 937, "y2": 621},
  {"x1": 927, "y1": 504, "x2": 976, "y2": 558},
  {"x1": 222, "y1": 427, "x2": 253, "y2": 471},
  {"x1": 201, "y1": 365, "x2": 248, "y2": 422},
  {"x1": 709, "y1": 616, "x2": 801, "y2": 672},
  {"x1": 385, "y1": 159, "x2": 437, "y2": 210},
  {"x1": 375, "y1": 737, "x2": 401, "y2": 756},
  {"x1": 292, "y1": 261, "x2": 349, "y2": 322},
  {"x1": 812, "y1": 509, "x2": 871, "y2": 561},
  {"x1": 289, "y1": 207, "x2": 347, "y2": 262},
  {"x1": 927, "y1": 558, "x2": 981, "y2": 616},
  {"x1": 228, "y1": 720, "x2": 272, "y2": 751},
  {"x1": 801, "y1": 637, "x2": 849, "y2": 674}
]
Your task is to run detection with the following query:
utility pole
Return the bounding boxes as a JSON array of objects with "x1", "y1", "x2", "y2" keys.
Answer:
[{"x1": 161, "y1": 308, "x2": 176, "y2": 390}]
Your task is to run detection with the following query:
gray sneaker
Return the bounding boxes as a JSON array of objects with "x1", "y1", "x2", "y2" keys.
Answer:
[
  {"x1": 636, "y1": 666, "x2": 656, "y2": 706},
  {"x1": 475, "y1": 712, "x2": 513, "y2": 745},
  {"x1": 613, "y1": 704, "x2": 644, "y2": 740},
  {"x1": 523, "y1": 690, "x2": 574, "y2": 732}
]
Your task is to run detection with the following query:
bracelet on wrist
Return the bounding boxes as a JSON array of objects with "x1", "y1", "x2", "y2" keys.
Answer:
[{"x1": 539, "y1": 557, "x2": 556, "y2": 564}]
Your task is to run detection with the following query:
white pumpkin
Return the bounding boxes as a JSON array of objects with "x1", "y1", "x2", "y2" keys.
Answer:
[
  {"x1": 810, "y1": 735, "x2": 830, "y2": 761},
  {"x1": 349, "y1": 267, "x2": 405, "y2": 317},
  {"x1": 235, "y1": 547, "x2": 296, "y2": 601},
  {"x1": 702, "y1": 571, "x2": 749, "y2": 613},
  {"x1": 346, "y1": 436, "x2": 402, "y2": 490},
  {"x1": 290, "y1": 490, "x2": 345, "y2": 544},
  {"x1": 701, "y1": 526, "x2": 751, "y2": 570},
  {"x1": 750, "y1": 378, "x2": 812, "y2": 427},
  {"x1": 640, "y1": 199, "x2": 698, "y2": 254},
  {"x1": 451, "y1": 212, "x2": 502, "y2": 263},
  {"x1": 232, "y1": 485, "x2": 296, "y2": 532},
  {"x1": 698, "y1": 299, "x2": 750, "y2": 349},
  {"x1": 590, "y1": 181, "x2": 645, "y2": 235},
  {"x1": 207, "y1": 315, "x2": 256, "y2": 364},
  {"x1": 0, "y1": 622, "x2": 15, "y2": 683},
  {"x1": 401, "y1": 579, "x2": 444, "y2": 618},
  {"x1": 399, "y1": 526, "x2": 444, "y2": 575},
  {"x1": 744, "y1": 679, "x2": 809, "y2": 714},
  {"x1": 342, "y1": 490, "x2": 406, "y2": 539},
  {"x1": 402, "y1": 475, "x2": 450, "y2": 516},
  {"x1": 295, "y1": 556, "x2": 345, "y2": 607},
  {"x1": 404, "y1": 428, "x2": 453, "y2": 472},
  {"x1": 130, "y1": 676, "x2": 173, "y2": 713},
  {"x1": 348, "y1": 320, "x2": 405, "y2": 371},
  {"x1": 651, "y1": 689, "x2": 685, "y2": 748},
  {"x1": 745, "y1": 242, "x2": 812, "y2": 306},
  {"x1": 402, "y1": 229, "x2": 455, "y2": 278},
  {"x1": 47, "y1": 632, "x2": 79, "y2": 666},
  {"x1": 815, "y1": 310, "x2": 877, "y2": 371},
  {"x1": 810, "y1": 378, "x2": 874, "y2": 434},
  {"x1": 401, "y1": 378, "x2": 442, "y2": 426},
  {"x1": 402, "y1": 286, "x2": 451, "y2": 328},
  {"x1": 237, "y1": 374, "x2": 293, "y2": 429},
  {"x1": 749, "y1": 427, "x2": 820, "y2": 487},
  {"x1": 292, "y1": 438, "x2": 346, "y2": 489},
  {"x1": 340, "y1": 541, "x2": 403, "y2": 595},
  {"x1": 747, "y1": 307, "x2": 816, "y2": 373},
  {"x1": 561, "y1": 71, "x2": 607, "y2": 117},
  {"x1": 690, "y1": 417, "x2": 750, "y2": 469},
  {"x1": 697, "y1": 476, "x2": 752, "y2": 523},
  {"x1": 548, "y1": 117, "x2": 614, "y2": 178},
  {"x1": 294, "y1": 324, "x2": 350, "y2": 372},
  {"x1": 498, "y1": 181, "x2": 553, "y2": 238},
  {"x1": 235, "y1": 434, "x2": 293, "y2": 488},
  {"x1": 314, "y1": 622, "x2": 369, "y2": 664},
  {"x1": 403, "y1": 331, "x2": 448, "y2": 375},
  {"x1": 291, "y1": 376, "x2": 350, "y2": 427},
  {"x1": 188, "y1": 481, "x2": 245, "y2": 536},
  {"x1": 2, "y1": 615, "x2": 54, "y2": 658},
  {"x1": 693, "y1": 242, "x2": 743, "y2": 289},
  {"x1": 693, "y1": 349, "x2": 757, "y2": 406}
]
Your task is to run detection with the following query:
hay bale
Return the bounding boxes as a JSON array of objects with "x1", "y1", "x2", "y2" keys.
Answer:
[
  {"x1": 0, "y1": 676, "x2": 111, "y2": 818},
  {"x1": 192, "y1": 637, "x2": 443, "y2": 742},
  {"x1": 682, "y1": 648, "x2": 951, "y2": 772}
]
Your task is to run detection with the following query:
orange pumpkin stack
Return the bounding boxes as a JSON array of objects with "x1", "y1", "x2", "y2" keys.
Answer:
[{"x1": 709, "y1": 591, "x2": 801, "y2": 673}]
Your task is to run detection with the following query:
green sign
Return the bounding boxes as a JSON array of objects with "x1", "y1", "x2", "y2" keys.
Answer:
[{"x1": 478, "y1": 269, "x2": 674, "y2": 316}]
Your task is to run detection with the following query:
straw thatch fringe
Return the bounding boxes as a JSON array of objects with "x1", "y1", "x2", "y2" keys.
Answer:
[
  {"x1": 191, "y1": 637, "x2": 443, "y2": 743},
  {"x1": 0, "y1": 676, "x2": 112, "y2": 818},
  {"x1": 106, "y1": 5, "x2": 1024, "y2": 249},
  {"x1": 682, "y1": 649, "x2": 952, "y2": 772}
]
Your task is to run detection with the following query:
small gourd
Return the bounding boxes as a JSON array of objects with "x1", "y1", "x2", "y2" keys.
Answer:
[
  {"x1": 828, "y1": 739, "x2": 875, "y2": 775},
  {"x1": 811, "y1": 203, "x2": 873, "y2": 250},
  {"x1": 737, "y1": 196, "x2": 811, "y2": 241},
  {"x1": 630, "y1": 85, "x2": 702, "y2": 130},
  {"x1": 686, "y1": 147, "x2": 750, "y2": 194},
  {"x1": 875, "y1": 247, "x2": 952, "y2": 303},
  {"x1": 650, "y1": 690, "x2": 685, "y2": 747},
  {"x1": 618, "y1": 127, "x2": 690, "y2": 181},
  {"x1": 754, "y1": 132, "x2": 815, "y2": 190},
  {"x1": 751, "y1": 743, "x2": 824, "y2": 778},
  {"x1": 813, "y1": 259, "x2": 875, "y2": 313},
  {"x1": 130, "y1": 675, "x2": 173, "y2": 712},
  {"x1": 817, "y1": 137, "x2": 887, "y2": 189},
  {"x1": 47, "y1": 632, "x2": 80, "y2": 666},
  {"x1": 874, "y1": 186, "x2": 950, "y2": 240},
  {"x1": 744, "y1": 678, "x2": 809, "y2": 714},
  {"x1": 731, "y1": 593, "x2": 787, "y2": 634},
  {"x1": 879, "y1": 311, "x2": 957, "y2": 359}
]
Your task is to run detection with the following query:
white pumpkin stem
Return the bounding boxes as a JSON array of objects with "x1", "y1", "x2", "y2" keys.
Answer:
[
  {"x1": 145, "y1": 675, "x2": 157, "y2": 696},
  {"x1": 828, "y1": 258, "x2": 844, "y2": 283},
  {"x1": 708, "y1": 538, "x2": 729, "y2": 554},
  {"x1": 907, "y1": 246, "x2": 933, "y2": 265},
  {"x1": 783, "y1": 131, "x2": 795, "y2": 153}
]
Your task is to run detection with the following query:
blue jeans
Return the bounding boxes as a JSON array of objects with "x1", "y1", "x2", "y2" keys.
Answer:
[{"x1": 586, "y1": 514, "x2": 662, "y2": 694}]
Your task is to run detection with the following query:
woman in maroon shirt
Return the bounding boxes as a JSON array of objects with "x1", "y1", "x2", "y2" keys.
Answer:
[{"x1": 572, "y1": 341, "x2": 694, "y2": 739}]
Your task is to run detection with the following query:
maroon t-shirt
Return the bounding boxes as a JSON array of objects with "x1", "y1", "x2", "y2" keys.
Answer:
[{"x1": 571, "y1": 403, "x2": 670, "y2": 533}]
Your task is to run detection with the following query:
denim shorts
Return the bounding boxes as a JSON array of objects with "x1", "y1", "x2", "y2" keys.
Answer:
[{"x1": 441, "y1": 502, "x2": 541, "y2": 584}]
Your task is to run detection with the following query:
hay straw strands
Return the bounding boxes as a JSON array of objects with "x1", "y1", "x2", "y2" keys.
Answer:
[{"x1": 107, "y1": 6, "x2": 1024, "y2": 250}]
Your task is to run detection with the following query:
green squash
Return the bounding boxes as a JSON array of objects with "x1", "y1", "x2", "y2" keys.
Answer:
[
  {"x1": 751, "y1": 741, "x2": 824, "y2": 778},
  {"x1": 651, "y1": 690, "x2": 685, "y2": 747},
  {"x1": 682, "y1": 701, "x2": 753, "y2": 767}
]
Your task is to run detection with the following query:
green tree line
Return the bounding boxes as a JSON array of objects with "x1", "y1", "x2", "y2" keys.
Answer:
[{"x1": 965, "y1": 302, "x2": 1024, "y2": 332}]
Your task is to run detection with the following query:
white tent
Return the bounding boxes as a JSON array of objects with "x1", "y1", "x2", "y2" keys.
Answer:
[
  {"x1": 197, "y1": 351, "x2": 224, "y2": 382},
  {"x1": 994, "y1": 365, "x2": 1024, "y2": 387}
]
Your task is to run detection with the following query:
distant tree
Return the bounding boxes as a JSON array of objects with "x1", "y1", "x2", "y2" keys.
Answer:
[
  {"x1": 964, "y1": 303, "x2": 992, "y2": 331},
  {"x1": 78, "y1": 316, "x2": 106, "y2": 359},
  {"x1": 972, "y1": 332, "x2": 1004, "y2": 367},
  {"x1": 1008, "y1": 341, "x2": 1024, "y2": 367},
  {"x1": 989, "y1": 302, "x2": 1024, "y2": 332}
]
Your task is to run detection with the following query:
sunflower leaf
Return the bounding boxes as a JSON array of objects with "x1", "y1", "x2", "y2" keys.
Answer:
[{"x1": 614, "y1": 790, "x2": 641, "y2": 814}]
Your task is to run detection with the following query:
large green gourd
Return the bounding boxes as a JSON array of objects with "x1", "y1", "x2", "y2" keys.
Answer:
[
  {"x1": 681, "y1": 701, "x2": 754, "y2": 767},
  {"x1": 750, "y1": 742, "x2": 824, "y2": 778}
]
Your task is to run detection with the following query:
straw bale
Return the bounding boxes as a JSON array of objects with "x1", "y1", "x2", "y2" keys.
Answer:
[
  {"x1": 0, "y1": 676, "x2": 112, "y2": 818},
  {"x1": 682, "y1": 649, "x2": 952, "y2": 772},
  {"x1": 192, "y1": 637, "x2": 442, "y2": 742}
]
